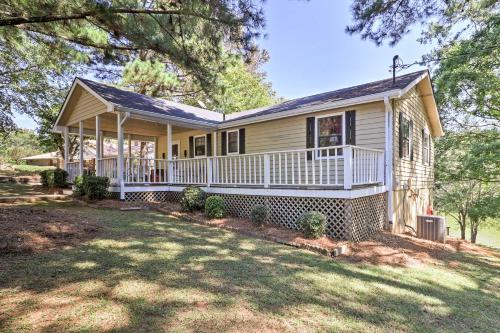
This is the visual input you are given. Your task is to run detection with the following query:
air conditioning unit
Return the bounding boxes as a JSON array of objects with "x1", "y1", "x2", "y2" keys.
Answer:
[{"x1": 417, "y1": 215, "x2": 446, "y2": 243}]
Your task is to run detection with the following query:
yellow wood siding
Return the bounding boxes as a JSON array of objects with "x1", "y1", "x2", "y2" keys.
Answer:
[
  {"x1": 157, "y1": 101, "x2": 386, "y2": 159},
  {"x1": 60, "y1": 85, "x2": 108, "y2": 126},
  {"x1": 392, "y1": 86, "x2": 435, "y2": 190}
]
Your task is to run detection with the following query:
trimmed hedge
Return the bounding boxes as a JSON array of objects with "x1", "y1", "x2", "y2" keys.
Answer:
[
  {"x1": 82, "y1": 176, "x2": 110, "y2": 200},
  {"x1": 251, "y1": 204, "x2": 268, "y2": 227},
  {"x1": 205, "y1": 196, "x2": 225, "y2": 219},
  {"x1": 296, "y1": 211, "x2": 327, "y2": 239},
  {"x1": 180, "y1": 186, "x2": 206, "y2": 212},
  {"x1": 40, "y1": 168, "x2": 68, "y2": 188}
]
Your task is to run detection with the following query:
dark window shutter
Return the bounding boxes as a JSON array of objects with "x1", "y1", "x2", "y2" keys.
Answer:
[
  {"x1": 188, "y1": 136, "x2": 194, "y2": 158},
  {"x1": 239, "y1": 128, "x2": 245, "y2": 154},
  {"x1": 421, "y1": 128, "x2": 425, "y2": 163},
  {"x1": 409, "y1": 119, "x2": 414, "y2": 161},
  {"x1": 221, "y1": 131, "x2": 227, "y2": 156},
  {"x1": 398, "y1": 112, "x2": 403, "y2": 158},
  {"x1": 345, "y1": 110, "x2": 356, "y2": 145},
  {"x1": 206, "y1": 133, "x2": 212, "y2": 156},
  {"x1": 306, "y1": 117, "x2": 315, "y2": 160}
]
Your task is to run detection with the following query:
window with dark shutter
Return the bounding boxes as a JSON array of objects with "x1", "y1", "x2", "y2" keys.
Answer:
[
  {"x1": 345, "y1": 110, "x2": 356, "y2": 145},
  {"x1": 239, "y1": 128, "x2": 245, "y2": 154},
  {"x1": 399, "y1": 113, "x2": 412, "y2": 160},
  {"x1": 221, "y1": 131, "x2": 227, "y2": 156},
  {"x1": 188, "y1": 136, "x2": 194, "y2": 158},
  {"x1": 206, "y1": 133, "x2": 212, "y2": 156},
  {"x1": 306, "y1": 117, "x2": 315, "y2": 160}
]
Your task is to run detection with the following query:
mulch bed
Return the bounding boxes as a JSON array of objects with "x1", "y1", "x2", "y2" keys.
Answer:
[{"x1": 0, "y1": 206, "x2": 99, "y2": 255}]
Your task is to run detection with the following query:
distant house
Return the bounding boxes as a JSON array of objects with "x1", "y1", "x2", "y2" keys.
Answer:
[
  {"x1": 21, "y1": 152, "x2": 62, "y2": 168},
  {"x1": 52, "y1": 70, "x2": 443, "y2": 241}
]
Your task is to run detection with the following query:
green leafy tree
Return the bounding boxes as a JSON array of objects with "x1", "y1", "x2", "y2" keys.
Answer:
[
  {"x1": 468, "y1": 186, "x2": 499, "y2": 243},
  {"x1": 434, "y1": 131, "x2": 499, "y2": 240},
  {"x1": 0, "y1": 0, "x2": 266, "y2": 134},
  {"x1": 0, "y1": 129, "x2": 43, "y2": 164}
]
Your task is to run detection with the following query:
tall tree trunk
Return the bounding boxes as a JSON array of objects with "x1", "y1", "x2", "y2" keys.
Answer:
[
  {"x1": 459, "y1": 212, "x2": 467, "y2": 240},
  {"x1": 470, "y1": 225, "x2": 478, "y2": 244}
]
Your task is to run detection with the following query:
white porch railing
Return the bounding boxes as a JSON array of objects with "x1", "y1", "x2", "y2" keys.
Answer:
[{"x1": 66, "y1": 145, "x2": 385, "y2": 189}]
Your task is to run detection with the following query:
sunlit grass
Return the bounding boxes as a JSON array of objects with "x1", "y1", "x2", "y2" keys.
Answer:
[{"x1": 0, "y1": 201, "x2": 498, "y2": 332}]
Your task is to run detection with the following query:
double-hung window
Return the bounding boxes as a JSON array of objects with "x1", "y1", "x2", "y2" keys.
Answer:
[
  {"x1": 227, "y1": 130, "x2": 239, "y2": 154},
  {"x1": 401, "y1": 116, "x2": 411, "y2": 159},
  {"x1": 316, "y1": 113, "x2": 344, "y2": 157},
  {"x1": 422, "y1": 130, "x2": 430, "y2": 165},
  {"x1": 194, "y1": 135, "x2": 206, "y2": 157}
]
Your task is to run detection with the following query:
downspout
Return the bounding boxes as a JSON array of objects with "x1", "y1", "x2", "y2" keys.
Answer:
[{"x1": 384, "y1": 96, "x2": 394, "y2": 229}]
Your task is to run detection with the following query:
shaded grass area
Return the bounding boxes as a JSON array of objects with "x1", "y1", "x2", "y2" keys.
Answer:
[
  {"x1": 0, "y1": 202, "x2": 499, "y2": 332},
  {"x1": 0, "y1": 164, "x2": 54, "y2": 177},
  {"x1": 0, "y1": 183, "x2": 48, "y2": 197}
]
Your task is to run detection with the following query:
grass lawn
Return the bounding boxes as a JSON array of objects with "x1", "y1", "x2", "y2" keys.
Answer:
[
  {"x1": 0, "y1": 183, "x2": 49, "y2": 197},
  {"x1": 446, "y1": 218, "x2": 500, "y2": 249},
  {"x1": 1, "y1": 201, "x2": 499, "y2": 333},
  {"x1": 0, "y1": 164, "x2": 54, "y2": 177}
]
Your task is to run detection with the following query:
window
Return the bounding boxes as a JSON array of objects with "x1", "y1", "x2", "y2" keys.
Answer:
[
  {"x1": 194, "y1": 135, "x2": 206, "y2": 157},
  {"x1": 316, "y1": 113, "x2": 343, "y2": 157},
  {"x1": 422, "y1": 130, "x2": 430, "y2": 165},
  {"x1": 227, "y1": 130, "x2": 239, "y2": 154},
  {"x1": 401, "y1": 115, "x2": 411, "y2": 159}
]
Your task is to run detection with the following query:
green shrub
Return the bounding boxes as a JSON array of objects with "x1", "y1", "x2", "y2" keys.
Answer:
[
  {"x1": 82, "y1": 176, "x2": 109, "y2": 200},
  {"x1": 205, "y1": 196, "x2": 225, "y2": 219},
  {"x1": 73, "y1": 176, "x2": 85, "y2": 196},
  {"x1": 251, "y1": 204, "x2": 268, "y2": 227},
  {"x1": 296, "y1": 211, "x2": 327, "y2": 239},
  {"x1": 39, "y1": 168, "x2": 68, "y2": 188},
  {"x1": 180, "y1": 186, "x2": 206, "y2": 212}
]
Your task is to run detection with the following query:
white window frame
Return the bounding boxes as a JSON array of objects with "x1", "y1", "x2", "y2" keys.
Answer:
[
  {"x1": 422, "y1": 128, "x2": 430, "y2": 166},
  {"x1": 315, "y1": 112, "x2": 345, "y2": 159},
  {"x1": 193, "y1": 134, "x2": 207, "y2": 157},
  {"x1": 226, "y1": 129, "x2": 239, "y2": 155}
]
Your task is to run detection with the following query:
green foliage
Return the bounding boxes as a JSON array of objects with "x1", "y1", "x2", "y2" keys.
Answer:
[
  {"x1": 40, "y1": 168, "x2": 68, "y2": 188},
  {"x1": 121, "y1": 59, "x2": 180, "y2": 98},
  {"x1": 13, "y1": 165, "x2": 54, "y2": 174},
  {"x1": 0, "y1": 129, "x2": 44, "y2": 164},
  {"x1": 0, "y1": 1, "x2": 266, "y2": 134},
  {"x1": 73, "y1": 176, "x2": 85, "y2": 197},
  {"x1": 205, "y1": 196, "x2": 225, "y2": 219},
  {"x1": 82, "y1": 176, "x2": 110, "y2": 201},
  {"x1": 435, "y1": 130, "x2": 499, "y2": 241},
  {"x1": 180, "y1": 186, "x2": 206, "y2": 212},
  {"x1": 296, "y1": 211, "x2": 327, "y2": 239},
  {"x1": 250, "y1": 204, "x2": 268, "y2": 227}
]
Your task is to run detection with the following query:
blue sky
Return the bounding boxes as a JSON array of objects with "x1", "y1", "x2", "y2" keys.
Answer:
[{"x1": 15, "y1": 0, "x2": 432, "y2": 130}]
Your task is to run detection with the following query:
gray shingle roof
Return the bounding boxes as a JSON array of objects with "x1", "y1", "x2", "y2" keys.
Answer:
[
  {"x1": 78, "y1": 78, "x2": 223, "y2": 124},
  {"x1": 78, "y1": 70, "x2": 427, "y2": 125},
  {"x1": 226, "y1": 70, "x2": 427, "y2": 122}
]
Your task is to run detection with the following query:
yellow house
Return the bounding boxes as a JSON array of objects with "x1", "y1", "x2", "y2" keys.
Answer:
[{"x1": 53, "y1": 70, "x2": 443, "y2": 241}]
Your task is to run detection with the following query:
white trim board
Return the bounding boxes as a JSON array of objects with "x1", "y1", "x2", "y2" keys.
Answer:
[{"x1": 114, "y1": 185, "x2": 387, "y2": 199}]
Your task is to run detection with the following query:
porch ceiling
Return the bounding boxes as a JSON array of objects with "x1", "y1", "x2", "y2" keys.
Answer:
[{"x1": 69, "y1": 112, "x2": 203, "y2": 138}]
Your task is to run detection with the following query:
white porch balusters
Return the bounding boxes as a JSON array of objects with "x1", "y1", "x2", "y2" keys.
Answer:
[
  {"x1": 263, "y1": 153, "x2": 270, "y2": 188},
  {"x1": 79, "y1": 121, "x2": 84, "y2": 176}
]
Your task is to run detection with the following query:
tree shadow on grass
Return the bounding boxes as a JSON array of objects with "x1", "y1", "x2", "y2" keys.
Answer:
[{"x1": 0, "y1": 203, "x2": 498, "y2": 332}]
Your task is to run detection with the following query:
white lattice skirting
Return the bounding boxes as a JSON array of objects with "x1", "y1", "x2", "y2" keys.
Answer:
[{"x1": 123, "y1": 191, "x2": 386, "y2": 241}]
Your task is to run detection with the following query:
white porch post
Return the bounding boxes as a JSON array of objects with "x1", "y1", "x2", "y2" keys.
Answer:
[
  {"x1": 167, "y1": 123, "x2": 173, "y2": 183},
  {"x1": 63, "y1": 126, "x2": 69, "y2": 170},
  {"x1": 128, "y1": 134, "x2": 132, "y2": 157},
  {"x1": 343, "y1": 146, "x2": 353, "y2": 190},
  {"x1": 212, "y1": 130, "x2": 218, "y2": 156},
  {"x1": 79, "y1": 121, "x2": 84, "y2": 176},
  {"x1": 263, "y1": 153, "x2": 270, "y2": 188},
  {"x1": 384, "y1": 96, "x2": 394, "y2": 225},
  {"x1": 117, "y1": 113, "x2": 125, "y2": 200},
  {"x1": 95, "y1": 115, "x2": 101, "y2": 176}
]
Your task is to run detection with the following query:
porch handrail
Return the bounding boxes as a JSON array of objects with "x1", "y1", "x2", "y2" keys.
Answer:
[{"x1": 69, "y1": 145, "x2": 385, "y2": 189}]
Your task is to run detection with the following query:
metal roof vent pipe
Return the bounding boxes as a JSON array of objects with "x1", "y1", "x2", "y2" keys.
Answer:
[{"x1": 392, "y1": 55, "x2": 402, "y2": 85}]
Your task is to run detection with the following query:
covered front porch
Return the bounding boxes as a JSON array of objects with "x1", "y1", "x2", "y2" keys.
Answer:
[{"x1": 61, "y1": 109, "x2": 385, "y2": 199}]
